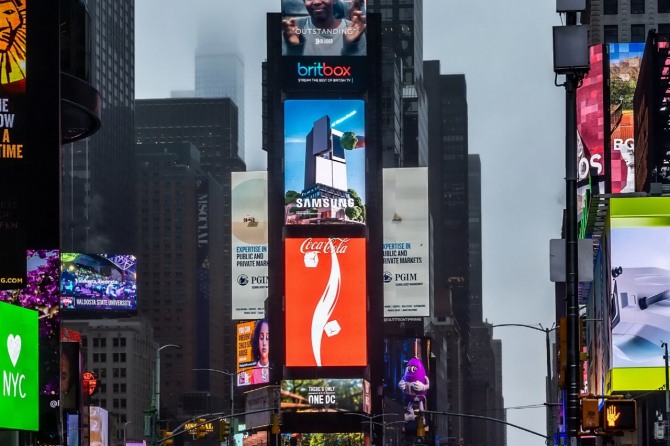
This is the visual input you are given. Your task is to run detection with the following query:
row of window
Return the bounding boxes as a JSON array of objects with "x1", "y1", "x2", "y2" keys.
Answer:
[
  {"x1": 604, "y1": 0, "x2": 670, "y2": 14},
  {"x1": 92, "y1": 352, "x2": 127, "y2": 363},
  {"x1": 603, "y1": 24, "x2": 670, "y2": 43},
  {"x1": 90, "y1": 337, "x2": 127, "y2": 348}
]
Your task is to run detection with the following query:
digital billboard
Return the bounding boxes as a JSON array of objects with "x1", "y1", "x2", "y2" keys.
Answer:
[
  {"x1": 90, "y1": 406, "x2": 108, "y2": 446},
  {"x1": 232, "y1": 171, "x2": 268, "y2": 319},
  {"x1": 383, "y1": 168, "x2": 429, "y2": 317},
  {"x1": 609, "y1": 43, "x2": 644, "y2": 194},
  {"x1": 60, "y1": 254, "x2": 137, "y2": 312},
  {"x1": 284, "y1": 99, "x2": 366, "y2": 226},
  {"x1": 0, "y1": 250, "x2": 60, "y2": 433},
  {"x1": 577, "y1": 45, "x2": 606, "y2": 215},
  {"x1": 281, "y1": 378, "x2": 366, "y2": 412},
  {"x1": 0, "y1": 0, "x2": 28, "y2": 288},
  {"x1": 0, "y1": 300, "x2": 38, "y2": 430},
  {"x1": 285, "y1": 237, "x2": 367, "y2": 367},
  {"x1": 281, "y1": 0, "x2": 367, "y2": 57},
  {"x1": 237, "y1": 319, "x2": 270, "y2": 386},
  {"x1": 609, "y1": 197, "x2": 670, "y2": 390}
]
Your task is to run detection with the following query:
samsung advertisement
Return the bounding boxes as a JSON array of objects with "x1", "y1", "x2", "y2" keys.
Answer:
[
  {"x1": 231, "y1": 171, "x2": 268, "y2": 319},
  {"x1": 609, "y1": 197, "x2": 670, "y2": 390},
  {"x1": 284, "y1": 99, "x2": 366, "y2": 226},
  {"x1": 285, "y1": 237, "x2": 367, "y2": 367},
  {"x1": 383, "y1": 168, "x2": 429, "y2": 317},
  {"x1": 60, "y1": 254, "x2": 137, "y2": 312}
]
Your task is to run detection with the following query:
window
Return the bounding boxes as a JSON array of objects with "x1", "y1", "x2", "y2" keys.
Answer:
[
  {"x1": 604, "y1": 25, "x2": 618, "y2": 43},
  {"x1": 631, "y1": 24, "x2": 645, "y2": 42},
  {"x1": 631, "y1": 0, "x2": 644, "y2": 13},
  {"x1": 660, "y1": 0, "x2": 670, "y2": 13},
  {"x1": 604, "y1": 0, "x2": 618, "y2": 14},
  {"x1": 658, "y1": 23, "x2": 670, "y2": 35}
]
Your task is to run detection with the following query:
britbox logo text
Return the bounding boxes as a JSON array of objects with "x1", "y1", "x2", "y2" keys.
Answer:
[{"x1": 297, "y1": 62, "x2": 352, "y2": 77}]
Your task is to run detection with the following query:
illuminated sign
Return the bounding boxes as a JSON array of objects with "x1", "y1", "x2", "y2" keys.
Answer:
[
  {"x1": 281, "y1": 379, "x2": 365, "y2": 412},
  {"x1": 602, "y1": 399, "x2": 636, "y2": 431},
  {"x1": 285, "y1": 237, "x2": 367, "y2": 367},
  {"x1": 231, "y1": 172, "x2": 268, "y2": 319},
  {"x1": 608, "y1": 43, "x2": 644, "y2": 194},
  {"x1": 383, "y1": 168, "x2": 429, "y2": 317},
  {"x1": 60, "y1": 253, "x2": 137, "y2": 312},
  {"x1": 236, "y1": 320, "x2": 270, "y2": 386},
  {"x1": 82, "y1": 371, "x2": 97, "y2": 396},
  {"x1": 281, "y1": 0, "x2": 367, "y2": 57},
  {"x1": 284, "y1": 99, "x2": 366, "y2": 226},
  {"x1": 609, "y1": 197, "x2": 670, "y2": 390},
  {"x1": 0, "y1": 300, "x2": 38, "y2": 430}
]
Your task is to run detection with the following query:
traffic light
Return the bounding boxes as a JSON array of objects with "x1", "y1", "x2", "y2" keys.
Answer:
[
  {"x1": 581, "y1": 398, "x2": 600, "y2": 430},
  {"x1": 218, "y1": 419, "x2": 231, "y2": 442},
  {"x1": 602, "y1": 399, "x2": 637, "y2": 432},
  {"x1": 162, "y1": 430, "x2": 174, "y2": 446},
  {"x1": 196, "y1": 418, "x2": 208, "y2": 440},
  {"x1": 417, "y1": 416, "x2": 426, "y2": 437},
  {"x1": 271, "y1": 413, "x2": 281, "y2": 434}
]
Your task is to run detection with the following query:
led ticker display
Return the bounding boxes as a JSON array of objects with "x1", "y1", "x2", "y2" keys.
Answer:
[
  {"x1": 60, "y1": 253, "x2": 137, "y2": 312},
  {"x1": 609, "y1": 43, "x2": 644, "y2": 194},
  {"x1": 609, "y1": 197, "x2": 670, "y2": 390},
  {"x1": 285, "y1": 237, "x2": 367, "y2": 367},
  {"x1": 281, "y1": 378, "x2": 365, "y2": 412},
  {"x1": 281, "y1": 0, "x2": 367, "y2": 57},
  {"x1": 284, "y1": 99, "x2": 366, "y2": 226}
]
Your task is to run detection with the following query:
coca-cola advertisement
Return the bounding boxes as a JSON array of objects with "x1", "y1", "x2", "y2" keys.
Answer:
[{"x1": 284, "y1": 237, "x2": 367, "y2": 367}]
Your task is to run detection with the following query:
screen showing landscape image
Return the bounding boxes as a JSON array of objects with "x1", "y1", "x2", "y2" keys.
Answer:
[{"x1": 60, "y1": 254, "x2": 137, "y2": 312}]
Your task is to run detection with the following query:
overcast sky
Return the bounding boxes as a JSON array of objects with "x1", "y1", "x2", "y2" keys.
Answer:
[{"x1": 136, "y1": 1, "x2": 566, "y2": 444}]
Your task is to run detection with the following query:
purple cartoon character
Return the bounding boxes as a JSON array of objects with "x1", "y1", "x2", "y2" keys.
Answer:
[{"x1": 398, "y1": 357, "x2": 429, "y2": 422}]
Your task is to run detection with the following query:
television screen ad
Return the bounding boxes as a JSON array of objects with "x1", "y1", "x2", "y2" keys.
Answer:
[
  {"x1": 609, "y1": 197, "x2": 670, "y2": 390},
  {"x1": 284, "y1": 99, "x2": 366, "y2": 226},
  {"x1": 383, "y1": 168, "x2": 429, "y2": 317},
  {"x1": 0, "y1": 250, "x2": 60, "y2": 433},
  {"x1": 0, "y1": 300, "x2": 38, "y2": 430},
  {"x1": 281, "y1": 0, "x2": 366, "y2": 57},
  {"x1": 285, "y1": 237, "x2": 367, "y2": 367},
  {"x1": 61, "y1": 341, "x2": 81, "y2": 411},
  {"x1": 66, "y1": 412, "x2": 79, "y2": 446},
  {"x1": 383, "y1": 337, "x2": 431, "y2": 422},
  {"x1": 90, "y1": 406, "x2": 108, "y2": 446},
  {"x1": 237, "y1": 319, "x2": 271, "y2": 386},
  {"x1": 609, "y1": 43, "x2": 644, "y2": 194},
  {"x1": 281, "y1": 378, "x2": 365, "y2": 412},
  {"x1": 0, "y1": 0, "x2": 28, "y2": 288},
  {"x1": 232, "y1": 171, "x2": 268, "y2": 320},
  {"x1": 60, "y1": 254, "x2": 137, "y2": 312}
]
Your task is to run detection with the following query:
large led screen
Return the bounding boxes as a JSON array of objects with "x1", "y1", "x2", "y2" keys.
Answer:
[
  {"x1": 232, "y1": 171, "x2": 268, "y2": 320},
  {"x1": 383, "y1": 337, "x2": 431, "y2": 423},
  {"x1": 284, "y1": 100, "x2": 366, "y2": 226},
  {"x1": 609, "y1": 197, "x2": 670, "y2": 390},
  {"x1": 383, "y1": 168, "x2": 429, "y2": 317},
  {"x1": 280, "y1": 378, "x2": 366, "y2": 412},
  {"x1": 285, "y1": 237, "x2": 367, "y2": 367},
  {"x1": 237, "y1": 319, "x2": 270, "y2": 386},
  {"x1": 0, "y1": 250, "x2": 60, "y2": 433},
  {"x1": 609, "y1": 43, "x2": 644, "y2": 194},
  {"x1": 60, "y1": 254, "x2": 137, "y2": 312},
  {"x1": 281, "y1": 0, "x2": 367, "y2": 57}
]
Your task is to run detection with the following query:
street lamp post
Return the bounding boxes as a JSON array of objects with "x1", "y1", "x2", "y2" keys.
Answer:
[
  {"x1": 192, "y1": 368, "x2": 237, "y2": 446},
  {"x1": 123, "y1": 420, "x2": 132, "y2": 446},
  {"x1": 156, "y1": 344, "x2": 180, "y2": 424},
  {"x1": 492, "y1": 323, "x2": 555, "y2": 445}
]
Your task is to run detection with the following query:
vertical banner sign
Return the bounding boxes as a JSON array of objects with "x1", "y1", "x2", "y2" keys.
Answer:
[
  {"x1": 382, "y1": 168, "x2": 429, "y2": 317},
  {"x1": 0, "y1": 0, "x2": 27, "y2": 288},
  {"x1": 285, "y1": 237, "x2": 367, "y2": 367},
  {"x1": 237, "y1": 319, "x2": 270, "y2": 386},
  {"x1": 231, "y1": 172, "x2": 268, "y2": 319},
  {"x1": 608, "y1": 43, "x2": 644, "y2": 193}
]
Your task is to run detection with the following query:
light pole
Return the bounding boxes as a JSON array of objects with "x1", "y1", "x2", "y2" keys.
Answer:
[
  {"x1": 192, "y1": 368, "x2": 237, "y2": 446},
  {"x1": 345, "y1": 412, "x2": 402, "y2": 446},
  {"x1": 492, "y1": 323, "x2": 556, "y2": 445},
  {"x1": 123, "y1": 420, "x2": 132, "y2": 446},
  {"x1": 156, "y1": 344, "x2": 180, "y2": 424}
]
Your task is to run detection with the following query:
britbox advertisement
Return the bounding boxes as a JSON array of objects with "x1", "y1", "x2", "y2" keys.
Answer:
[
  {"x1": 383, "y1": 168, "x2": 429, "y2": 317},
  {"x1": 285, "y1": 237, "x2": 367, "y2": 367},
  {"x1": 284, "y1": 99, "x2": 366, "y2": 226},
  {"x1": 231, "y1": 171, "x2": 268, "y2": 320}
]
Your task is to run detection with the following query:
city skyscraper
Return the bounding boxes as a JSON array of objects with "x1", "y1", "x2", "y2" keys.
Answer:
[
  {"x1": 583, "y1": 0, "x2": 670, "y2": 43},
  {"x1": 62, "y1": 0, "x2": 135, "y2": 254}
]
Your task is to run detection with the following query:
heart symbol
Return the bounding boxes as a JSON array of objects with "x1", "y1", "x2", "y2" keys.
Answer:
[{"x1": 7, "y1": 334, "x2": 21, "y2": 367}]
